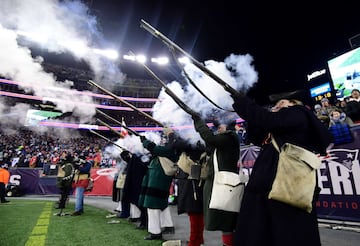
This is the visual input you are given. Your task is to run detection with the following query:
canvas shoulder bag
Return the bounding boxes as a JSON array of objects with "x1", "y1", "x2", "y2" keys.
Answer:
[
  {"x1": 158, "y1": 156, "x2": 178, "y2": 176},
  {"x1": 177, "y1": 152, "x2": 208, "y2": 180},
  {"x1": 269, "y1": 137, "x2": 322, "y2": 213},
  {"x1": 208, "y1": 149, "x2": 247, "y2": 213}
]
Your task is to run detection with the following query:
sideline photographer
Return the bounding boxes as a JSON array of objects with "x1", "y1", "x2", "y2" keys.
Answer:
[{"x1": 71, "y1": 154, "x2": 92, "y2": 216}]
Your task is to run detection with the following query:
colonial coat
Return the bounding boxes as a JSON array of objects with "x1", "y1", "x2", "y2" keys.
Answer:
[
  {"x1": 139, "y1": 138, "x2": 179, "y2": 210},
  {"x1": 122, "y1": 154, "x2": 148, "y2": 206},
  {"x1": 232, "y1": 95, "x2": 332, "y2": 246},
  {"x1": 192, "y1": 118, "x2": 240, "y2": 232}
]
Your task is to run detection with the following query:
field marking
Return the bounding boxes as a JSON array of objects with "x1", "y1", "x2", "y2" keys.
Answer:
[{"x1": 25, "y1": 202, "x2": 52, "y2": 246}]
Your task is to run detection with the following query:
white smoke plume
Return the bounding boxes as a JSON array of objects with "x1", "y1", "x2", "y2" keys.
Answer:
[
  {"x1": 103, "y1": 131, "x2": 162, "y2": 161},
  {"x1": 0, "y1": 0, "x2": 127, "y2": 134},
  {"x1": 151, "y1": 53, "x2": 258, "y2": 145},
  {"x1": 0, "y1": 0, "x2": 125, "y2": 85},
  {"x1": 0, "y1": 102, "x2": 31, "y2": 126},
  {"x1": 0, "y1": 24, "x2": 95, "y2": 125}
]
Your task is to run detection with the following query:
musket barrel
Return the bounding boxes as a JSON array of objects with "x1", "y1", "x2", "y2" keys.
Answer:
[
  {"x1": 139, "y1": 61, "x2": 197, "y2": 116},
  {"x1": 96, "y1": 118, "x2": 123, "y2": 137},
  {"x1": 140, "y1": 19, "x2": 241, "y2": 97},
  {"x1": 89, "y1": 129, "x2": 127, "y2": 150},
  {"x1": 96, "y1": 109, "x2": 140, "y2": 136},
  {"x1": 88, "y1": 80, "x2": 164, "y2": 127}
]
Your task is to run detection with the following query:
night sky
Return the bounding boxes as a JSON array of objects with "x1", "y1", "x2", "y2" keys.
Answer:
[{"x1": 71, "y1": 1, "x2": 360, "y2": 103}]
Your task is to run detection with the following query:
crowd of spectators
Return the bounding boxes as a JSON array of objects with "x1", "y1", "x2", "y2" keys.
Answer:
[
  {"x1": 313, "y1": 89, "x2": 360, "y2": 145},
  {"x1": 313, "y1": 89, "x2": 360, "y2": 127},
  {"x1": 0, "y1": 128, "x2": 116, "y2": 175}
]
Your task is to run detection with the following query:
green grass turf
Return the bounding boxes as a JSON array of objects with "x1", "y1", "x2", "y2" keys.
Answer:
[{"x1": 0, "y1": 200, "x2": 163, "y2": 246}]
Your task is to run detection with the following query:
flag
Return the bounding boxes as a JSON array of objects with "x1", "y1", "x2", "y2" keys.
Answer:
[{"x1": 120, "y1": 117, "x2": 128, "y2": 137}]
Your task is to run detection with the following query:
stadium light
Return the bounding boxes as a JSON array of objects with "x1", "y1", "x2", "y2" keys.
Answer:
[
  {"x1": 151, "y1": 56, "x2": 169, "y2": 65},
  {"x1": 123, "y1": 54, "x2": 147, "y2": 63},
  {"x1": 135, "y1": 54, "x2": 147, "y2": 63},
  {"x1": 123, "y1": 54, "x2": 136, "y2": 61},
  {"x1": 178, "y1": 56, "x2": 191, "y2": 64},
  {"x1": 93, "y1": 48, "x2": 119, "y2": 60},
  {"x1": 59, "y1": 40, "x2": 89, "y2": 57}
]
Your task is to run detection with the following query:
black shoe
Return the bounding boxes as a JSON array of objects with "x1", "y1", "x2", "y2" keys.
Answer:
[
  {"x1": 136, "y1": 224, "x2": 146, "y2": 230},
  {"x1": 144, "y1": 233, "x2": 162, "y2": 240},
  {"x1": 71, "y1": 210, "x2": 83, "y2": 216},
  {"x1": 118, "y1": 213, "x2": 130, "y2": 219},
  {"x1": 1, "y1": 200, "x2": 10, "y2": 203},
  {"x1": 162, "y1": 226, "x2": 175, "y2": 234},
  {"x1": 128, "y1": 217, "x2": 140, "y2": 223}
]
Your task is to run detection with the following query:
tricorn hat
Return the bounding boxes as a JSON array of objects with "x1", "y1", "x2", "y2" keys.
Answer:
[{"x1": 268, "y1": 89, "x2": 309, "y2": 104}]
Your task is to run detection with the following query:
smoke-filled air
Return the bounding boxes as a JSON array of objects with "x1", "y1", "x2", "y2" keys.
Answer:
[
  {"x1": 0, "y1": 0, "x2": 259, "y2": 153},
  {"x1": 151, "y1": 54, "x2": 258, "y2": 145},
  {"x1": 0, "y1": 0, "x2": 125, "y2": 132}
]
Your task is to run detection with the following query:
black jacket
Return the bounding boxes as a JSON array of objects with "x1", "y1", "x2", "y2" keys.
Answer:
[{"x1": 232, "y1": 95, "x2": 332, "y2": 246}]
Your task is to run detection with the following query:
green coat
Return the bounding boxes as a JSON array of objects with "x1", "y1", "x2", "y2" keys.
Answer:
[
  {"x1": 139, "y1": 139, "x2": 179, "y2": 210},
  {"x1": 193, "y1": 118, "x2": 240, "y2": 232}
]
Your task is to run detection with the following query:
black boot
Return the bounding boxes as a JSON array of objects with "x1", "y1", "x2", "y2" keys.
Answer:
[
  {"x1": 144, "y1": 233, "x2": 162, "y2": 240},
  {"x1": 162, "y1": 226, "x2": 175, "y2": 234}
]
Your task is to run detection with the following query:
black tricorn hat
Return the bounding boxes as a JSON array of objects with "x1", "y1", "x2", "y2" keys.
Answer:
[{"x1": 268, "y1": 89, "x2": 309, "y2": 104}]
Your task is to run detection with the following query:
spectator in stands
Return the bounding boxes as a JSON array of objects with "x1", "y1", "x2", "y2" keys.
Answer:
[
  {"x1": 338, "y1": 99, "x2": 348, "y2": 112},
  {"x1": 235, "y1": 123, "x2": 247, "y2": 145},
  {"x1": 329, "y1": 108, "x2": 354, "y2": 127},
  {"x1": 328, "y1": 108, "x2": 354, "y2": 145},
  {"x1": 0, "y1": 163, "x2": 10, "y2": 203},
  {"x1": 345, "y1": 88, "x2": 360, "y2": 124},
  {"x1": 314, "y1": 103, "x2": 329, "y2": 127},
  {"x1": 316, "y1": 98, "x2": 338, "y2": 127}
]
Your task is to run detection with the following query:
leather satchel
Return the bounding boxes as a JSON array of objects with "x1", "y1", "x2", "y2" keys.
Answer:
[{"x1": 269, "y1": 137, "x2": 322, "y2": 213}]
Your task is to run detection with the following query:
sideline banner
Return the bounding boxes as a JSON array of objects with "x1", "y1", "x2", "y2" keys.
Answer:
[
  {"x1": 316, "y1": 137, "x2": 360, "y2": 222},
  {"x1": 9, "y1": 168, "x2": 118, "y2": 196}
]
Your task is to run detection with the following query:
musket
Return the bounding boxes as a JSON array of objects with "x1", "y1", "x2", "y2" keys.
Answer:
[
  {"x1": 140, "y1": 19, "x2": 241, "y2": 98},
  {"x1": 96, "y1": 118, "x2": 123, "y2": 137},
  {"x1": 129, "y1": 51, "x2": 198, "y2": 116},
  {"x1": 88, "y1": 80, "x2": 164, "y2": 127},
  {"x1": 95, "y1": 108, "x2": 141, "y2": 137},
  {"x1": 89, "y1": 129, "x2": 127, "y2": 151}
]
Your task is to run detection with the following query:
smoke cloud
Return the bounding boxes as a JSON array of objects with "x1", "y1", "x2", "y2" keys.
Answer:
[
  {"x1": 151, "y1": 53, "x2": 258, "y2": 145},
  {"x1": 0, "y1": 0, "x2": 125, "y2": 86},
  {"x1": 0, "y1": 0, "x2": 259, "y2": 151},
  {"x1": 0, "y1": 0, "x2": 126, "y2": 135}
]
